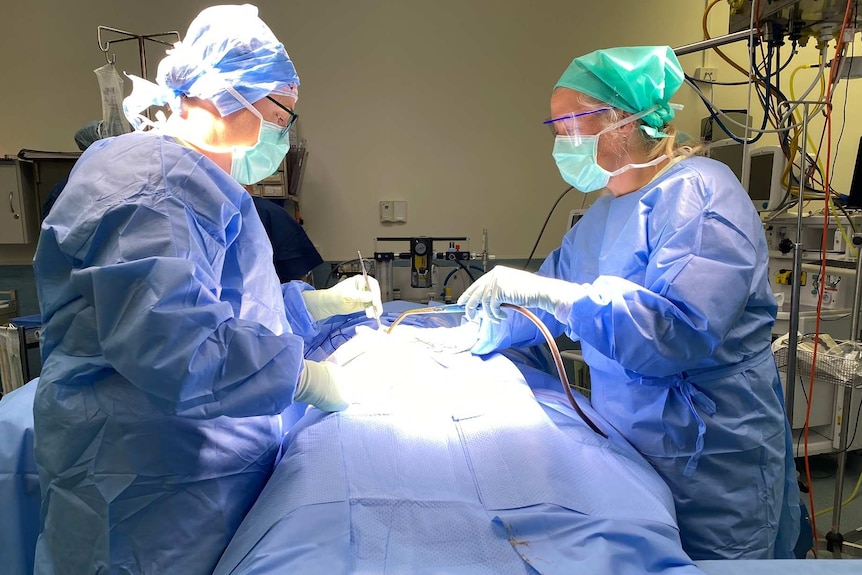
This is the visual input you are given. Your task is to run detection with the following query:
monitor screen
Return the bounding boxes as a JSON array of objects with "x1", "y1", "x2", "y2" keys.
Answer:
[
  {"x1": 747, "y1": 151, "x2": 775, "y2": 206},
  {"x1": 567, "y1": 208, "x2": 585, "y2": 230},
  {"x1": 707, "y1": 140, "x2": 744, "y2": 183},
  {"x1": 708, "y1": 141, "x2": 785, "y2": 212},
  {"x1": 745, "y1": 146, "x2": 785, "y2": 212},
  {"x1": 848, "y1": 136, "x2": 862, "y2": 208}
]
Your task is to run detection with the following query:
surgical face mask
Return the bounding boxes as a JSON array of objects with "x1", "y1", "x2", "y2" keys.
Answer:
[
  {"x1": 225, "y1": 86, "x2": 292, "y2": 185},
  {"x1": 230, "y1": 107, "x2": 291, "y2": 185},
  {"x1": 552, "y1": 106, "x2": 666, "y2": 193}
]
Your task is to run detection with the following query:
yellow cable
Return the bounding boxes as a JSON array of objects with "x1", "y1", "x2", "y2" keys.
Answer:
[
  {"x1": 781, "y1": 133, "x2": 824, "y2": 201},
  {"x1": 704, "y1": 0, "x2": 751, "y2": 78},
  {"x1": 781, "y1": 131, "x2": 798, "y2": 190},
  {"x1": 788, "y1": 63, "x2": 827, "y2": 181},
  {"x1": 827, "y1": 197, "x2": 858, "y2": 257},
  {"x1": 814, "y1": 465, "x2": 862, "y2": 517}
]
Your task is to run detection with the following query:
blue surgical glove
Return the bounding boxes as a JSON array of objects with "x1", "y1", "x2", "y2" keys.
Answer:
[
  {"x1": 301, "y1": 275, "x2": 384, "y2": 322},
  {"x1": 470, "y1": 314, "x2": 513, "y2": 355},
  {"x1": 294, "y1": 360, "x2": 350, "y2": 412},
  {"x1": 457, "y1": 265, "x2": 580, "y2": 322}
]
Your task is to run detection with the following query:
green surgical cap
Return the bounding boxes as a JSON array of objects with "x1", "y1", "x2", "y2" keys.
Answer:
[{"x1": 555, "y1": 46, "x2": 684, "y2": 138}]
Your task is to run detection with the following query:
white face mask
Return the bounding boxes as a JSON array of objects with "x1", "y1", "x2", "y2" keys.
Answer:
[{"x1": 552, "y1": 106, "x2": 666, "y2": 193}]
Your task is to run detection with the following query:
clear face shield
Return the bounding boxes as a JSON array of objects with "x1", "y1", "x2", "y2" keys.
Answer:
[
  {"x1": 543, "y1": 106, "x2": 658, "y2": 144},
  {"x1": 546, "y1": 105, "x2": 665, "y2": 193},
  {"x1": 543, "y1": 107, "x2": 612, "y2": 140}
]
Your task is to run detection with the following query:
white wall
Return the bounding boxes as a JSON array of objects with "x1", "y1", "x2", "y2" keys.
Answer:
[{"x1": 1, "y1": 1, "x2": 858, "y2": 263}]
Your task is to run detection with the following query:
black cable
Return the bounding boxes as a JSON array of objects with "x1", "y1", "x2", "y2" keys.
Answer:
[
  {"x1": 751, "y1": 42, "x2": 794, "y2": 137},
  {"x1": 329, "y1": 320, "x2": 352, "y2": 351},
  {"x1": 777, "y1": 42, "x2": 799, "y2": 77},
  {"x1": 803, "y1": 453, "x2": 839, "y2": 480},
  {"x1": 829, "y1": 40, "x2": 854, "y2": 191},
  {"x1": 775, "y1": 41, "x2": 782, "y2": 99},
  {"x1": 324, "y1": 265, "x2": 339, "y2": 288},
  {"x1": 685, "y1": 76, "x2": 769, "y2": 145},
  {"x1": 787, "y1": 158, "x2": 829, "y2": 194},
  {"x1": 690, "y1": 77, "x2": 754, "y2": 87},
  {"x1": 765, "y1": 44, "x2": 795, "y2": 99},
  {"x1": 761, "y1": 43, "x2": 774, "y2": 126},
  {"x1": 840, "y1": 386, "x2": 862, "y2": 453},
  {"x1": 686, "y1": 77, "x2": 748, "y2": 144},
  {"x1": 834, "y1": 201, "x2": 858, "y2": 234},
  {"x1": 325, "y1": 258, "x2": 364, "y2": 288},
  {"x1": 687, "y1": 41, "x2": 778, "y2": 146},
  {"x1": 796, "y1": 369, "x2": 811, "y2": 457},
  {"x1": 454, "y1": 258, "x2": 476, "y2": 282},
  {"x1": 523, "y1": 185, "x2": 574, "y2": 271},
  {"x1": 692, "y1": 44, "x2": 795, "y2": 87}
]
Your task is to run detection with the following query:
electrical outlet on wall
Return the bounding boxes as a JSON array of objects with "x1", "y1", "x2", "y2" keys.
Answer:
[
  {"x1": 380, "y1": 201, "x2": 394, "y2": 222},
  {"x1": 693, "y1": 67, "x2": 718, "y2": 82},
  {"x1": 393, "y1": 201, "x2": 407, "y2": 223}
]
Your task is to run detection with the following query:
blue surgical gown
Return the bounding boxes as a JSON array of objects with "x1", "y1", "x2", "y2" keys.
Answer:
[
  {"x1": 491, "y1": 156, "x2": 800, "y2": 560},
  {"x1": 32, "y1": 132, "x2": 307, "y2": 575},
  {"x1": 0, "y1": 381, "x2": 40, "y2": 575}
]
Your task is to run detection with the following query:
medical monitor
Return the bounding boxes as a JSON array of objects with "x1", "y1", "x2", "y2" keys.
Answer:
[
  {"x1": 707, "y1": 139, "x2": 745, "y2": 182},
  {"x1": 745, "y1": 146, "x2": 786, "y2": 212}
]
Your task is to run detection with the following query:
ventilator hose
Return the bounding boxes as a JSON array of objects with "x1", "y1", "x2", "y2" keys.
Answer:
[
  {"x1": 387, "y1": 304, "x2": 607, "y2": 438},
  {"x1": 386, "y1": 307, "x2": 448, "y2": 332}
]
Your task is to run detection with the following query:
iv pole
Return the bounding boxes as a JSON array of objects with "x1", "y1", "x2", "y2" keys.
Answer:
[
  {"x1": 675, "y1": 18, "x2": 862, "y2": 559},
  {"x1": 97, "y1": 26, "x2": 180, "y2": 81}
]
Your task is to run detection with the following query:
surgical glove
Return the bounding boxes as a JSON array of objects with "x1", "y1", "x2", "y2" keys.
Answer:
[
  {"x1": 301, "y1": 275, "x2": 384, "y2": 322},
  {"x1": 458, "y1": 265, "x2": 579, "y2": 322},
  {"x1": 471, "y1": 315, "x2": 513, "y2": 355},
  {"x1": 294, "y1": 360, "x2": 350, "y2": 412}
]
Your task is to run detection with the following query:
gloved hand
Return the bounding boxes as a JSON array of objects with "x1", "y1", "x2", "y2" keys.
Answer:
[
  {"x1": 301, "y1": 275, "x2": 384, "y2": 322},
  {"x1": 293, "y1": 360, "x2": 350, "y2": 412},
  {"x1": 457, "y1": 265, "x2": 579, "y2": 322},
  {"x1": 471, "y1": 315, "x2": 513, "y2": 355}
]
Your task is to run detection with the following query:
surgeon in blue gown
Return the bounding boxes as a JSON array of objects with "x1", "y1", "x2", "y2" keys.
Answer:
[
  {"x1": 458, "y1": 46, "x2": 800, "y2": 560},
  {"x1": 32, "y1": 5, "x2": 381, "y2": 575}
]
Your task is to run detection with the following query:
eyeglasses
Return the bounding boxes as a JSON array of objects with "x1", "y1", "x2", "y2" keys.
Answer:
[
  {"x1": 542, "y1": 107, "x2": 611, "y2": 137},
  {"x1": 266, "y1": 96, "x2": 298, "y2": 136}
]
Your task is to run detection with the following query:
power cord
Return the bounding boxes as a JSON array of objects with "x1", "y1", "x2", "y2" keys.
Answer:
[{"x1": 523, "y1": 185, "x2": 574, "y2": 270}]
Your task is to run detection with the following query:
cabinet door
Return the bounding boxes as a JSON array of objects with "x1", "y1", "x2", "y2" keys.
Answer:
[{"x1": 0, "y1": 162, "x2": 26, "y2": 244}]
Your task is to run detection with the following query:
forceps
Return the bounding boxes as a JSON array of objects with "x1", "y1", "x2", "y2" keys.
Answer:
[{"x1": 358, "y1": 251, "x2": 383, "y2": 330}]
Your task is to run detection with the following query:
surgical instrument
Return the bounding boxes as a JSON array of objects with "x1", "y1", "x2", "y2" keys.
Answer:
[{"x1": 358, "y1": 251, "x2": 383, "y2": 330}]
